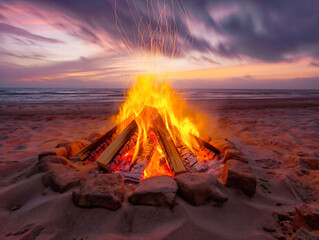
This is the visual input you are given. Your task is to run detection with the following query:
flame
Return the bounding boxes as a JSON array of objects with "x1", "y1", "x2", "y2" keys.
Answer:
[
  {"x1": 113, "y1": 74, "x2": 206, "y2": 180},
  {"x1": 115, "y1": 75, "x2": 203, "y2": 149},
  {"x1": 142, "y1": 146, "x2": 174, "y2": 180}
]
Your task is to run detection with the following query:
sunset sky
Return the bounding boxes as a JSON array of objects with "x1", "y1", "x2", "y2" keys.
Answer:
[{"x1": 0, "y1": 0, "x2": 319, "y2": 88}]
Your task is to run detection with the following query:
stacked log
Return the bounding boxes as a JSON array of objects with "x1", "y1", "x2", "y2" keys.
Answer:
[{"x1": 177, "y1": 143, "x2": 205, "y2": 172}]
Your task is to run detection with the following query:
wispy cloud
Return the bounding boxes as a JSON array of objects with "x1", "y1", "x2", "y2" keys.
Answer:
[
  {"x1": 0, "y1": 0, "x2": 319, "y2": 88},
  {"x1": 0, "y1": 23, "x2": 64, "y2": 44}
]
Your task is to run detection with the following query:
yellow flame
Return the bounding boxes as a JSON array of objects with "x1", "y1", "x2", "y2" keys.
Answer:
[{"x1": 114, "y1": 75, "x2": 204, "y2": 159}]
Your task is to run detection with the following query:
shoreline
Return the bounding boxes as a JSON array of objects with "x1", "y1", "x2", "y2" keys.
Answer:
[{"x1": 1, "y1": 98, "x2": 319, "y2": 116}]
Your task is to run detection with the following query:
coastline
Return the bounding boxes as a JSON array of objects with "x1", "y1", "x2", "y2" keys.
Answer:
[{"x1": 1, "y1": 98, "x2": 319, "y2": 116}]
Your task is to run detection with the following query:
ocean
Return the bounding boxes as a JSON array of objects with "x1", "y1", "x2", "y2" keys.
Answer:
[{"x1": 0, "y1": 88, "x2": 319, "y2": 104}]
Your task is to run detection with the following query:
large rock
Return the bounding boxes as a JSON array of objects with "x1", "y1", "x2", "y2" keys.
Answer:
[
  {"x1": 38, "y1": 147, "x2": 67, "y2": 160},
  {"x1": 175, "y1": 173, "x2": 228, "y2": 206},
  {"x1": 129, "y1": 176, "x2": 177, "y2": 207},
  {"x1": 28, "y1": 155, "x2": 71, "y2": 176},
  {"x1": 73, "y1": 173, "x2": 124, "y2": 210},
  {"x1": 39, "y1": 155, "x2": 70, "y2": 165},
  {"x1": 222, "y1": 160, "x2": 256, "y2": 197},
  {"x1": 291, "y1": 227, "x2": 319, "y2": 240},
  {"x1": 56, "y1": 140, "x2": 90, "y2": 157},
  {"x1": 222, "y1": 149, "x2": 247, "y2": 163},
  {"x1": 294, "y1": 203, "x2": 319, "y2": 230},
  {"x1": 42, "y1": 164, "x2": 83, "y2": 193}
]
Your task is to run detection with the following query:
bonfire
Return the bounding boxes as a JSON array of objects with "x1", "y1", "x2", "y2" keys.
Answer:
[{"x1": 77, "y1": 75, "x2": 220, "y2": 183}]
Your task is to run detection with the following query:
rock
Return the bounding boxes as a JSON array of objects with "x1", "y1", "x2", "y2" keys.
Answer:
[
  {"x1": 56, "y1": 140, "x2": 90, "y2": 157},
  {"x1": 129, "y1": 176, "x2": 177, "y2": 207},
  {"x1": 291, "y1": 227, "x2": 319, "y2": 240},
  {"x1": 38, "y1": 147, "x2": 67, "y2": 160},
  {"x1": 294, "y1": 203, "x2": 319, "y2": 230},
  {"x1": 28, "y1": 155, "x2": 71, "y2": 176},
  {"x1": 223, "y1": 149, "x2": 247, "y2": 163},
  {"x1": 42, "y1": 164, "x2": 83, "y2": 193},
  {"x1": 222, "y1": 160, "x2": 256, "y2": 197},
  {"x1": 39, "y1": 155, "x2": 70, "y2": 165},
  {"x1": 175, "y1": 173, "x2": 228, "y2": 206},
  {"x1": 73, "y1": 173, "x2": 124, "y2": 210}
]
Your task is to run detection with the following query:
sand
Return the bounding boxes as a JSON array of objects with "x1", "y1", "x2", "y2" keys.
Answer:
[{"x1": 0, "y1": 98, "x2": 319, "y2": 239}]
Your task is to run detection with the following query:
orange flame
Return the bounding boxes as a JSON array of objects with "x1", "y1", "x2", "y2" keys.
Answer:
[
  {"x1": 114, "y1": 75, "x2": 205, "y2": 170},
  {"x1": 142, "y1": 146, "x2": 174, "y2": 180}
]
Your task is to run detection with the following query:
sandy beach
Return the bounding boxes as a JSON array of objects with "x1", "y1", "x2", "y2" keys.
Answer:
[{"x1": 0, "y1": 98, "x2": 319, "y2": 239}]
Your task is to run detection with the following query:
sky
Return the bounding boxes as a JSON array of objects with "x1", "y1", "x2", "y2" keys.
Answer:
[{"x1": 0, "y1": 0, "x2": 319, "y2": 89}]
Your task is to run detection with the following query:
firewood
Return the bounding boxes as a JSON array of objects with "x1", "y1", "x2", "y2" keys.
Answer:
[
  {"x1": 191, "y1": 134, "x2": 220, "y2": 156},
  {"x1": 96, "y1": 120, "x2": 138, "y2": 170},
  {"x1": 77, "y1": 126, "x2": 117, "y2": 161},
  {"x1": 130, "y1": 132, "x2": 156, "y2": 169},
  {"x1": 77, "y1": 116, "x2": 133, "y2": 161},
  {"x1": 178, "y1": 143, "x2": 206, "y2": 173},
  {"x1": 151, "y1": 114, "x2": 186, "y2": 175}
]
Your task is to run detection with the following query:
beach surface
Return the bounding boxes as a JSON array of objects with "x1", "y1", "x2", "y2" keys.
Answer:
[{"x1": 1, "y1": 98, "x2": 319, "y2": 239}]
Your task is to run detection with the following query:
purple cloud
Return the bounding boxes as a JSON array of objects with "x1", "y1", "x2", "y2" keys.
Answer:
[{"x1": 0, "y1": 23, "x2": 64, "y2": 44}]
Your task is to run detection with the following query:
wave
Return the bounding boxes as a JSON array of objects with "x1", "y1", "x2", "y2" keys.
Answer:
[{"x1": 0, "y1": 88, "x2": 319, "y2": 103}]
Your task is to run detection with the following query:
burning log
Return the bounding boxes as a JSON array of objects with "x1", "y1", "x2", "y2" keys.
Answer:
[
  {"x1": 77, "y1": 103, "x2": 221, "y2": 181},
  {"x1": 121, "y1": 134, "x2": 157, "y2": 182},
  {"x1": 191, "y1": 134, "x2": 220, "y2": 156},
  {"x1": 77, "y1": 126, "x2": 116, "y2": 161},
  {"x1": 130, "y1": 132, "x2": 157, "y2": 169},
  {"x1": 96, "y1": 106, "x2": 187, "y2": 175},
  {"x1": 77, "y1": 116, "x2": 133, "y2": 161},
  {"x1": 178, "y1": 144, "x2": 205, "y2": 173},
  {"x1": 148, "y1": 107, "x2": 187, "y2": 175},
  {"x1": 96, "y1": 120, "x2": 138, "y2": 170}
]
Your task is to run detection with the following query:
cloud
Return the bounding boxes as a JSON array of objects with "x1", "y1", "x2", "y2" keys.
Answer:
[
  {"x1": 173, "y1": 76, "x2": 319, "y2": 89},
  {"x1": 2, "y1": 0, "x2": 319, "y2": 62},
  {"x1": 201, "y1": 56, "x2": 220, "y2": 65},
  {"x1": 310, "y1": 62, "x2": 319, "y2": 67},
  {"x1": 0, "y1": 54, "x2": 136, "y2": 87},
  {"x1": 0, "y1": 23, "x2": 64, "y2": 44},
  {"x1": 1, "y1": 0, "x2": 319, "y2": 88},
  {"x1": 184, "y1": 0, "x2": 319, "y2": 62}
]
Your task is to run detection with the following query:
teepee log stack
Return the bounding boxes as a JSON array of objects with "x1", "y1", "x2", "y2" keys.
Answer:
[{"x1": 77, "y1": 105, "x2": 220, "y2": 176}]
